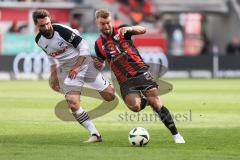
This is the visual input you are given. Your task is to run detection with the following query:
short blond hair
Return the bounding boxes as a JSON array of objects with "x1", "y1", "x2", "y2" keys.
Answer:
[{"x1": 95, "y1": 9, "x2": 111, "y2": 19}]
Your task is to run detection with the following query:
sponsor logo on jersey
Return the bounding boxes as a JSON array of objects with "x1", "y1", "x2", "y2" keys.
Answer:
[{"x1": 49, "y1": 46, "x2": 68, "y2": 57}]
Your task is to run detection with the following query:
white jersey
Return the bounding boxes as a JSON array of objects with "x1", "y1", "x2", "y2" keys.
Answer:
[
  {"x1": 35, "y1": 23, "x2": 90, "y2": 66},
  {"x1": 35, "y1": 23, "x2": 109, "y2": 94}
]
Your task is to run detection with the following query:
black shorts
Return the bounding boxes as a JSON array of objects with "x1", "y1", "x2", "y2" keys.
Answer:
[{"x1": 120, "y1": 71, "x2": 158, "y2": 99}]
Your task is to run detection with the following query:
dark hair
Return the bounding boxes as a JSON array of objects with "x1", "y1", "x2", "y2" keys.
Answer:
[{"x1": 32, "y1": 9, "x2": 50, "y2": 24}]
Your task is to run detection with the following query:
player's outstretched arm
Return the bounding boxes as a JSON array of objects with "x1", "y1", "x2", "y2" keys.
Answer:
[
  {"x1": 119, "y1": 26, "x2": 146, "y2": 36},
  {"x1": 131, "y1": 26, "x2": 146, "y2": 35}
]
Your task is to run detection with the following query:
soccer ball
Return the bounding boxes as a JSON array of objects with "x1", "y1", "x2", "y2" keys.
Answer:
[{"x1": 128, "y1": 127, "x2": 150, "y2": 147}]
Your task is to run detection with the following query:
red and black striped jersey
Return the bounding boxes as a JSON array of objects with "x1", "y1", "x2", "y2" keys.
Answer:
[{"x1": 95, "y1": 25, "x2": 149, "y2": 84}]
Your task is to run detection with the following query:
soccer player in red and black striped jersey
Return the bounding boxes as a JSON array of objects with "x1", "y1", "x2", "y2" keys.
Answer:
[{"x1": 94, "y1": 9, "x2": 185, "y2": 143}]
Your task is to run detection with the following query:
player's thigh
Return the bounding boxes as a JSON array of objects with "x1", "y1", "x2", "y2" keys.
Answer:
[
  {"x1": 63, "y1": 77, "x2": 84, "y2": 95},
  {"x1": 124, "y1": 93, "x2": 142, "y2": 112},
  {"x1": 86, "y1": 72, "x2": 109, "y2": 91}
]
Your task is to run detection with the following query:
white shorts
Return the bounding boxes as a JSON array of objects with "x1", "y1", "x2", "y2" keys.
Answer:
[{"x1": 57, "y1": 56, "x2": 109, "y2": 94}]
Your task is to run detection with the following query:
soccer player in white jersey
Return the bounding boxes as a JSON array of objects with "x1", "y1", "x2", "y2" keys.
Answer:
[{"x1": 32, "y1": 9, "x2": 115, "y2": 143}]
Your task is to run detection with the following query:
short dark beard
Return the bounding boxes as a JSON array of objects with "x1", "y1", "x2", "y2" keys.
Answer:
[{"x1": 41, "y1": 28, "x2": 53, "y2": 38}]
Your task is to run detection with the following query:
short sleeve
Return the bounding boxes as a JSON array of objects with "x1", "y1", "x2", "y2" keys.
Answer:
[
  {"x1": 77, "y1": 39, "x2": 91, "y2": 56},
  {"x1": 53, "y1": 24, "x2": 82, "y2": 48}
]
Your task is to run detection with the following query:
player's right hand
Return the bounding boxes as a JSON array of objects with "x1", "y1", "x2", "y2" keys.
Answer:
[
  {"x1": 68, "y1": 67, "x2": 80, "y2": 80},
  {"x1": 49, "y1": 72, "x2": 60, "y2": 92}
]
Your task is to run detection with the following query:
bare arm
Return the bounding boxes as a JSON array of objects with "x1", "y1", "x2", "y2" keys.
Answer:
[
  {"x1": 130, "y1": 25, "x2": 146, "y2": 35},
  {"x1": 50, "y1": 64, "x2": 57, "y2": 73},
  {"x1": 73, "y1": 56, "x2": 86, "y2": 69},
  {"x1": 68, "y1": 56, "x2": 86, "y2": 79},
  {"x1": 119, "y1": 25, "x2": 146, "y2": 36},
  {"x1": 93, "y1": 56, "x2": 105, "y2": 71},
  {"x1": 50, "y1": 64, "x2": 60, "y2": 92}
]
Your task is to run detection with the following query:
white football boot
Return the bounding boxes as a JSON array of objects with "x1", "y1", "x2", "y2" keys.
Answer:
[
  {"x1": 84, "y1": 134, "x2": 102, "y2": 143},
  {"x1": 173, "y1": 133, "x2": 185, "y2": 144}
]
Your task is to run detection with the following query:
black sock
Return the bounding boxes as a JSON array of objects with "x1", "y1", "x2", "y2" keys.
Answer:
[
  {"x1": 140, "y1": 97, "x2": 148, "y2": 110},
  {"x1": 156, "y1": 106, "x2": 178, "y2": 135}
]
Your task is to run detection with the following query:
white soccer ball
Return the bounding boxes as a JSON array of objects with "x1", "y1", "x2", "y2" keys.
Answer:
[{"x1": 128, "y1": 127, "x2": 150, "y2": 147}]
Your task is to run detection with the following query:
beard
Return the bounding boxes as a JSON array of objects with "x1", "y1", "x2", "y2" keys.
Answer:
[
  {"x1": 102, "y1": 28, "x2": 111, "y2": 36},
  {"x1": 40, "y1": 29, "x2": 53, "y2": 38}
]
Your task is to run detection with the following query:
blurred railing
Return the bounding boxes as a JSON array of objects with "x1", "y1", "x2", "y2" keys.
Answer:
[{"x1": 0, "y1": 53, "x2": 240, "y2": 80}]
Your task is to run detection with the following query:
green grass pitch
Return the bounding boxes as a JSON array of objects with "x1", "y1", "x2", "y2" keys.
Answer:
[{"x1": 0, "y1": 79, "x2": 240, "y2": 160}]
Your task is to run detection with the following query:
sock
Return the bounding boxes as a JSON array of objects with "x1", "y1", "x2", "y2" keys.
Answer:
[
  {"x1": 72, "y1": 107, "x2": 100, "y2": 136},
  {"x1": 156, "y1": 106, "x2": 178, "y2": 135}
]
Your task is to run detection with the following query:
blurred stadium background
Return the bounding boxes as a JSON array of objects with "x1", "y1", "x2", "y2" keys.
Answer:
[
  {"x1": 0, "y1": 1, "x2": 240, "y2": 160},
  {"x1": 0, "y1": 0, "x2": 240, "y2": 79}
]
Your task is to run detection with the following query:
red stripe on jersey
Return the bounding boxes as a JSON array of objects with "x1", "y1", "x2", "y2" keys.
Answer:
[
  {"x1": 110, "y1": 62, "x2": 128, "y2": 82},
  {"x1": 106, "y1": 35, "x2": 137, "y2": 77},
  {"x1": 118, "y1": 31, "x2": 145, "y2": 69},
  {"x1": 97, "y1": 36, "x2": 128, "y2": 82}
]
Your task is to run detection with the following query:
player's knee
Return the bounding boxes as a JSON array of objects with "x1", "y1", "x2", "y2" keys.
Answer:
[
  {"x1": 104, "y1": 93, "x2": 115, "y2": 101},
  {"x1": 130, "y1": 105, "x2": 141, "y2": 112},
  {"x1": 106, "y1": 88, "x2": 115, "y2": 101},
  {"x1": 65, "y1": 95, "x2": 79, "y2": 109},
  {"x1": 125, "y1": 98, "x2": 141, "y2": 112},
  {"x1": 101, "y1": 86, "x2": 115, "y2": 101}
]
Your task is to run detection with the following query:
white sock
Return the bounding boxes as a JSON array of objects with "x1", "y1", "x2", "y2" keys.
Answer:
[
  {"x1": 75, "y1": 107, "x2": 84, "y2": 114},
  {"x1": 72, "y1": 107, "x2": 100, "y2": 136},
  {"x1": 82, "y1": 120, "x2": 100, "y2": 136}
]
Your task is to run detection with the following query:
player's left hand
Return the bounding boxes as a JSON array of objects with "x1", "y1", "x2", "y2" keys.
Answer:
[
  {"x1": 118, "y1": 27, "x2": 133, "y2": 36},
  {"x1": 68, "y1": 67, "x2": 80, "y2": 80}
]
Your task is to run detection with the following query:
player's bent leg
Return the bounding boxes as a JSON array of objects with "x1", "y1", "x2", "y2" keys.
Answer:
[
  {"x1": 143, "y1": 87, "x2": 163, "y2": 111},
  {"x1": 124, "y1": 93, "x2": 142, "y2": 112},
  {"x1": 86, "y1": 72, "x2": 115, "y2": 101},
  {"x1": 65, "y1": 92, "x2": 102, "y2": 143},
  {"x1": 144, "y1": 88, "x2": 185, "y2": 144},
  {"x1": 65, "y1": 92, "x2": 80, "y2": 112},
  {"x1": 99, "y1": 84, "x2": 115, "y2": 102}
]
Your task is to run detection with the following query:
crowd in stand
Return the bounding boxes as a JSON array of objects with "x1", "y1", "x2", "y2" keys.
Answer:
[
  {"x1": 1, "y1": 0, "x2": 240, "y2": 55},
  {"x1": 0, "y1": 0, "x2": 84, "y2": 2},
  {"x1": 117, "y1": 0, "x2": 154, "y2": 25}
]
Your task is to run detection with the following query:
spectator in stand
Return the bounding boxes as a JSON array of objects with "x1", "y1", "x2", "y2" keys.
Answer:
[
  {"x1": 143, "y1": 0, "x2": 152, "y2": 17},
  {"x1": 113, "y1": 14, "x2": 123, "y2": 27},
  {"x1": 130, "y1": 10, "x2": 143, "y2": 25},
  {"x1": 201, "y1": 34, "x2": 212, "y2": 55},
  {"x1": 8, "y1": 21, "x2": 20, "y2": 33},
  {"x1": 201, "y1": 39, "x2": 212, "y2": 55},
  {"x1": 226, "y1": 37, "x2": 240, "y2": 55},
  {"x1": 70, "y1": 19, "x2": 84, "y2": 33},
  {"x1": 117, "y1": 0, "x2": 153, "y2": 25}
]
